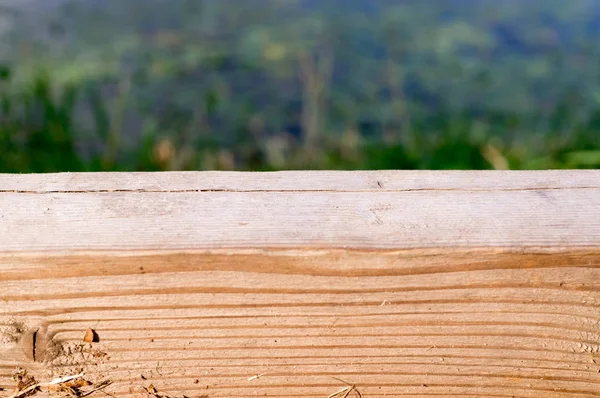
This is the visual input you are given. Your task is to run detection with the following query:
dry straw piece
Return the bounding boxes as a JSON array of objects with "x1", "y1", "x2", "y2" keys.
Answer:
[
  {"x1": 327, "y1": 378, "x2": 361, "y2": 398},
  {"x1": 327, "y1": 385, "x2": 360, "y2": 398},
  {"x1": 6, "y1": 369, "x2": 111, "y2": 398},
  {"x1": 247, "y1": 373, "x2": 266, "y2": 381}
]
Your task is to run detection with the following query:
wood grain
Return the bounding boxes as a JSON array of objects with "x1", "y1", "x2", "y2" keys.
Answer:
[{"x1": 1, "y1": 171, "x2": 600, "y2": 397}]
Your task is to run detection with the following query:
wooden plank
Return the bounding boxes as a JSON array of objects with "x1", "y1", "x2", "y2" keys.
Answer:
[
  {"x1": 0, "y1": 171, "x2": 599, "y2": 252},
  {"x1": 1, "y1": 171, "x2": 600, "y2": 397}
]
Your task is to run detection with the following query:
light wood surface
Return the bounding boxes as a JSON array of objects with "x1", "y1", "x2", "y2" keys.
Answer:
[{"x1": 1, "y1": 171, "x2": 600, "y2": 397}]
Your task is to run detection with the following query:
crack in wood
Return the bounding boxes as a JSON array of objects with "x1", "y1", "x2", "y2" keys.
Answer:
[{"x1": 31, "y1": 329, "x2": 37, "y2": 362}]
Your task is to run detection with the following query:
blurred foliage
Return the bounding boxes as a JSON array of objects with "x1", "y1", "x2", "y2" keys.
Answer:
[{"x1": 0, "y1": 0, "x2": 599, "y2": 172}]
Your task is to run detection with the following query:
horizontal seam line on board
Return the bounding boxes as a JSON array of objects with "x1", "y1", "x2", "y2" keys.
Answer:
[
  {"x1": 65, "y1": 354, "x2": 598, "y2": 365},
  {"x1": 0, "y1": 186, "x2": 599, "y2": 194},
  {"x1": 26, "y1": 371, "x2": 600, "y2": 386}
]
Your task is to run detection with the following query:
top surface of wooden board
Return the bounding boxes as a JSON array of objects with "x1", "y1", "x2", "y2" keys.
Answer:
[{"x1": 0, "y1": 170, "x2": 599, "y2": 252}]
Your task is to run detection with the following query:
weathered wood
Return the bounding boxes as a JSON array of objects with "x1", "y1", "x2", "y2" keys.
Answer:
[{"x1": 1, "y1": 171, "x2": 600, "y2": 397}]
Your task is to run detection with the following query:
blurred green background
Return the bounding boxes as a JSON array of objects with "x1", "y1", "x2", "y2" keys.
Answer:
[{"x1": 0, "y1": 0, "x2": 599, "y2": 172}]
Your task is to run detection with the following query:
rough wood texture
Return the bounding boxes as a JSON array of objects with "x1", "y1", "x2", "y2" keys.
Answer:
[{"x1": 1, "y1": 171, "x2": 600, "y2": 398}]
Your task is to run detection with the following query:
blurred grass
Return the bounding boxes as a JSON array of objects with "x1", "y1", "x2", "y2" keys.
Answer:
[
  {"x1": 1, "y1": 1, "x2": 599, "y2": 172},
  {"x1": 0, "y1": 65, "x2": 598, "y2": 173}
]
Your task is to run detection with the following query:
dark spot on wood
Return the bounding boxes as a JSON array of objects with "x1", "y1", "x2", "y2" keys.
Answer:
[{"x1": 32, "y1": 329, "x2": 37, "y2": 361}]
